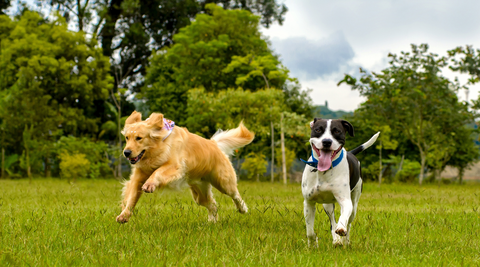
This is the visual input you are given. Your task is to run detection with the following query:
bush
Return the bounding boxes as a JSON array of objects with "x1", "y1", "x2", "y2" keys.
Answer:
[
  {"x1": 241, "y1": 152, "x2": 267, "y2": 181},
  {"x1": 55, "y1": 136, "x2": 112, "y2": 178},
  {"x1": 395, "y1": 160, "x2": 421, "y2": 183},
  {"x1": 59, "y1": 153, "x2": 90, "y2": 180}
]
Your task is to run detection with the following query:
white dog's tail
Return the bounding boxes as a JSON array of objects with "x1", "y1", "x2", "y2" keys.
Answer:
[
  {"x1": 211, "y1": 122, "x2": 255, "y2": 156},
  {"x1": 349, "y1": 132, "x2": 380, "y2": 155}
]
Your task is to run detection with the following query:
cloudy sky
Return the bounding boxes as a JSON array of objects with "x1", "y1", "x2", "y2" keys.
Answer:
[{"x1": 261, "y1": 0, "x2": 480, "y2": 111}]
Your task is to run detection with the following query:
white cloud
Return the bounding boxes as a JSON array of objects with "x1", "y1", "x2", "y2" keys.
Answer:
[{"x1": 262, "y1": 0, "x2": 480, "y2": 111}]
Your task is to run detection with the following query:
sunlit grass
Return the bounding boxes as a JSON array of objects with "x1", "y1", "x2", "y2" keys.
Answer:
[{"x1": 1, "y1": 179, "x2": 479, "y2": 266}]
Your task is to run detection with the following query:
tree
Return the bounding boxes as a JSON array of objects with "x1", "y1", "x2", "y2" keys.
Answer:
[
  {"x1": 185, "y1": 87, "x2": 308, "y2": 182},
  {"x1": 39, "y1": 0, "x2": 287, "y2": 93},
  {"x1": 0, "y1": 11, "x2": 112, "y2": 176},
  {"x1": 340, "y1": 44, "x2": 475, "y2": 184},
  {"x1": 143, "y1": 4, "x2": 289, "y2": 122}
]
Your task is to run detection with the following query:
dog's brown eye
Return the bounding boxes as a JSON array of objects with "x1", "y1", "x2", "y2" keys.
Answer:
[
  {"x1": 333, "y1": 128, "x2": 340, "y2": 134},
  {"x1": 136, "y1": 137, "x2": 142, "y2": 141}
]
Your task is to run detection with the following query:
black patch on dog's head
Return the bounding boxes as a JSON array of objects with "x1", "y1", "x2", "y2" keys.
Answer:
[{"x1": 310, "y1": 119, "x2": 328, "y2": 138}]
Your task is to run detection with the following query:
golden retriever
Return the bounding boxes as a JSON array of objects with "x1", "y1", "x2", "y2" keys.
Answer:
[{"x1": 116, "y1": 111, "x2": 255, "y2": 223}]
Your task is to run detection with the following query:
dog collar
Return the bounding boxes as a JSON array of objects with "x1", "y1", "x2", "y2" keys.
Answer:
[
  {"x1": 162, "y1": 118, "x2": 175, "y2": 141},
  {"x1": 301, "y1": 148, "x2": 344, "y2": 170}
]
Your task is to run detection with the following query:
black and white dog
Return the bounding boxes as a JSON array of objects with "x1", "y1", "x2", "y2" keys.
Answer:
[{"x1": 301, "y1": 118, "x2": 379, "y2": 246}]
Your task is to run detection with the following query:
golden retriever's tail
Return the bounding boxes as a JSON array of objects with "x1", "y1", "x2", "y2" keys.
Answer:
[{"x1": 211, "y1": 122, "x2": 255, "y2": 156}]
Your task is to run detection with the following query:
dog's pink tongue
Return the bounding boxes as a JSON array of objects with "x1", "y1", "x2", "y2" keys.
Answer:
[{"x1": 317, "y1": 150, "x2": 332, "y2": 171}]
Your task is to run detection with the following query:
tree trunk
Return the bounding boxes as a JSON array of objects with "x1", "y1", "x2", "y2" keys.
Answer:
[
  {"x1": 1, "y1": 147, "x2": 4, "y2": 179},
  {"x1": 26, "y1": 147, "x2": 31, "y2": 180},
  {"x1": 379, "y1": 140, "x2": 382, "y2": 185},
  {"x1": 270, "y1": 121, "x2": 274, "y2": 183},
  {"x1": 44, "y1": 156, "x2": 51, "y2": 178},
  {"x1": 419, "y1": 150, "x2": 426, "y2": 185},
  {"x1": 256, "y1": 173, "x2": 259, "y2": 182},
  {"x1": 398, "y1": 155, "x2": 405, "y2": 172},
  {"x1": 458, "y1": 167, "x2": 464, "y2": 185},
  {"x1": 101, "y1": 0, "x2": 124, "y2": 57},
  {"x1": 281, "y1": 114, "x2": 287, "y2": 184}
]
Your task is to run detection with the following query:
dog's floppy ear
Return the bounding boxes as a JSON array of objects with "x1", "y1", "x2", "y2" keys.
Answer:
[
  {"x1": 341, "y1": 120, "x2": 354, "y2": 137},
  {"x1": 146, "y1": 113, "x2": 164, "y2": 129},
  {"x1": 125, "y1": 111, "x2": 142, "y2": 125},
  {"x1": 310, "y1": 118, "x2": 321, "y2": 129}
]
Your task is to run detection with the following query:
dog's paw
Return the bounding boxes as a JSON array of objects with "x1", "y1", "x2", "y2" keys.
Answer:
[
  {"x1": 116, "y1": 213, "x2": 129, "y2": 224},
  {"x1": 332, "y1": 236, "x2": 349, "y2": 246},
  {"x1": 335, "y1": 226, "x2": 347, "y2": 237},
  {"x1": 142, "y1": 181, "x2": 157, "y2": 193},
  {"x1": 307, "y1": 235, "x2": 318, "y2": 247}
]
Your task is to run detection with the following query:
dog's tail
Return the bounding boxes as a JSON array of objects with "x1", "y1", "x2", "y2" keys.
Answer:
[
  {"x1": 349, "y1": 132, "x2": 380, "y2": 155},
  {"x1": 211, "y1": 122, "x2": 255, "y2": 156}
]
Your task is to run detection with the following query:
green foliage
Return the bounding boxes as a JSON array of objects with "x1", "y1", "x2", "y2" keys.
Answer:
[
  {"x1": 144, "y1": 4, "x2": 289, "y2": 123},
  {"x1": 185, "y1": 87, "x2": 309, "y2": 160},
  {"x1": 361, "y1": 160, "x2": 381, "y2": 182},
  {"x1": 1, "y1": 180, "x2": 480, "y2": 265},
  {"x1": 0, "y1": 11, "x2": 112, "y2": 155},
  {"x1": 59, "y1": 153, "x2": 90, "y2": 180},
  {"x1": 340, "y1": 44, "x2": 476, "y2": 184},
  {"x1": 395, "y1": 159, "x2": 421, "y2": 183},
  {"x1": 55, "y1": 136, "x2": 111, "y2": 178},
  {"x1": 241, "y1": 152, "x2": 267, "y2": 180},
  {"x1": 41, "y1": 0, "x2": 286, "y2": 93},
  {"x1": 275, "y1": 146, "x2": 296, "y2": 173}
]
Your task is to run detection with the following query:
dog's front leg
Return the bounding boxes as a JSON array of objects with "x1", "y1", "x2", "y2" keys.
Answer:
[
  {"x1": 116, "y1": 168, "x2": 149, "y2": 223},
  {"x1": 304, "y1": 200, "x2": 318, "y2": 247},
  {"x1": 334, "y1": 196, "x2": 353, "y2": 237},
  {"x1": 142, "y1": 163, "x2": 182, "y2": 193}
]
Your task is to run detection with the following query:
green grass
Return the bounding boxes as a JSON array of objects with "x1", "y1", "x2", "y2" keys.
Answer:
[{"x1": 0, "y1": 179, "x2": 479, "y2": 266}]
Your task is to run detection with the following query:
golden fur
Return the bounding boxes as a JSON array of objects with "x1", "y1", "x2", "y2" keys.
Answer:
[{"x1": 116, "y1": 111, "x2": 255, "y2": 223}]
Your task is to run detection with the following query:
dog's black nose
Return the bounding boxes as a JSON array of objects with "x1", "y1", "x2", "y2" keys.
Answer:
[
  {"x1": 124, "y1": 150, "x2": 132, "y2": 158},
  {"x1": 322, "y1": 139, "x2": 332, "y2": 148}
]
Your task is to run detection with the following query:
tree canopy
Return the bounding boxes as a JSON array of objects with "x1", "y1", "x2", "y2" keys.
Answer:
[
  {"x1": 0, "y1": 11, "x2": 112, "y2": 176},
  {"x1": 340, "y1": 44, "x2": 477, "y2": 184},
  {"x1": 143, "y1": 4, "x2": 300, "y2": 123}
]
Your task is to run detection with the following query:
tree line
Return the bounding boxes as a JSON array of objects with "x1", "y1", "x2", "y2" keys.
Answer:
[{"x1": 1, "y1": 1, "x2": 479, "y2": 184}]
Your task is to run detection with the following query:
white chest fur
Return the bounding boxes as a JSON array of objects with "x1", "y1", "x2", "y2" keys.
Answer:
[{"x1": 301, "y1": 150, "x2": 351, "y2": 203}]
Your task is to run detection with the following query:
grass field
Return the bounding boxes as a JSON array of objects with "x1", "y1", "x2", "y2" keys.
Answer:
[{"x1": 0, "y1": 179, "x2": 479, "y2": 266}]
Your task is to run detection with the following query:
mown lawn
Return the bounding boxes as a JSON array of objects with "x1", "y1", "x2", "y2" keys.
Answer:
[{"x1": 0, "y1": 178, "x2": 479, "y2": 266}]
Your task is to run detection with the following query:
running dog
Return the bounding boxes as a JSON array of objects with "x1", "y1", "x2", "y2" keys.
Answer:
[
  {"x1": 301, "y1": 118, "x2": 379, "y2": 246},
  {"x1": 116, "y1": 111, "x2": 254, "y2": 223}
]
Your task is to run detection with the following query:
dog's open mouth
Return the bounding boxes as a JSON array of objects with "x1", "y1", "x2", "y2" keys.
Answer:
[
  {"x1": 129, "y1": 150, "x2": 145, "y2": 164},
  {"x1": 312, "y1": 145, "x2": 342, "y2": 171}
]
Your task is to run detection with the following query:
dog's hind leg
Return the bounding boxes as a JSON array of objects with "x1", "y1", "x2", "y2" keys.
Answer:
[
  {"x1": 117, "y1": 169, "x2": 148, "y2": 223},
  {"x1": 346, "y1": 179, "x2": 362, "y2": 244},
  {"x1": 211, "y1": 168, "x2": 248, "y2": 214},
  {"x1": 190, "y1": 182, "x2": 218, "y2": 222}
]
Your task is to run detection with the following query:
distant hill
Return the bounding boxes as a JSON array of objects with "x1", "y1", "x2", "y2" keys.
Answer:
[{"x1": 312, "y1": 101, "x2": 353, "y2": 119}]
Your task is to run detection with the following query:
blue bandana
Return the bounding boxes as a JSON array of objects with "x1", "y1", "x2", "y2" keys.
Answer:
[{"x1": 301, "y1": 149, "x2": 344, "y2": 171}]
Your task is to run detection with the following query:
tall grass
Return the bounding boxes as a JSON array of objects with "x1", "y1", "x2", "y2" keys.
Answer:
[{"x1": 1, "y1": 179, "x2": 479, "y2": 266}]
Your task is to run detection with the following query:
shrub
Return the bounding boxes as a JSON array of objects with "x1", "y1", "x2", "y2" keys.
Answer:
[
  {"x1": 55, "y1": 136, "x2": 111, "y2": 178},
  {"x1": 395, "y1": 160, "x2": 421, "y2": 183},
  {"x1": 241, "y1": 152, "x2": 267, "y2": 181},
  {"x1": 59, "y1": 153, "x2": 90, "y2": 181}
]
